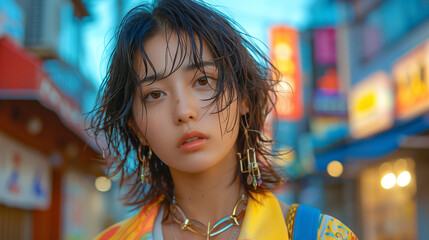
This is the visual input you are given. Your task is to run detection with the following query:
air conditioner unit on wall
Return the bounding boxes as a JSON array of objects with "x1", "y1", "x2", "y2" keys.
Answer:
[{"x1": 21, "y1": 0, "x2": 64, "y2": 58}]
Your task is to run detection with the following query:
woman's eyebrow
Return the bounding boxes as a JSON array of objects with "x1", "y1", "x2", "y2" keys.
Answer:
[
  {"x1": 139, "y1": 75, "x2": 160, "y2": 84},
  {"x1": 139, "y1": 61, "x2": 216, "y2": 84},
  {"x1": 185, "y1": 61, "x2": 215, "y2": 71}
]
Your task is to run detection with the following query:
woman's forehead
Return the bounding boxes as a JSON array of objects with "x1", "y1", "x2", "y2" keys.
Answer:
[{"x1": 134, "y1": 30, "x2": 214, "y2": 78}]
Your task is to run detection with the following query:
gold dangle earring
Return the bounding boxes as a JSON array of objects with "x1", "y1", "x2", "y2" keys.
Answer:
[
  {"x1": 138, "y1": 144, "x2": 152, "y2": 185},
  {"x1": 237, "y1": 116, "x2": 262, "y2": 190}
]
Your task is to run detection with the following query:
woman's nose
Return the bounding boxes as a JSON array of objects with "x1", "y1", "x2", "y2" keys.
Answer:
[{"x1": 174, "y1": 91, "x2": 199, "y2": 124}]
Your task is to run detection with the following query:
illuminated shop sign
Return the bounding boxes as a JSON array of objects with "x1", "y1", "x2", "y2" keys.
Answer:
[
  {"x1": 349, "y1": 72, "x2": 394, "y2": 139},
  {"x1": 393, "y1": 43, "x2": 429, "y2": 120},
  {"x1": 311, "y1": 28, "x2": 348, "y2": 118},
  {"x1": 313, "y1": 27, "x2": 336, "y2": 66},
  {"x1": 313, "y1": 90, "x2": 347, "y2": 117},
  {"x1": 270, "y1": 26, "x2": 303, "y2": 121},
  {"x1": 312, "y1": 68, "x2": 348, "y2": 117}
]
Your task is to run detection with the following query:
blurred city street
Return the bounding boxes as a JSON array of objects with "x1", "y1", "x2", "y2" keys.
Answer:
[{"x1": 1, "y1": 0, "x2": 429, "y2": 239}]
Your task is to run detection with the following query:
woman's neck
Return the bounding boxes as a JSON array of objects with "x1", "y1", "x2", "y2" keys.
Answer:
[{"x1": 169, "y1": 155, "x2": 242, "y2": 225}]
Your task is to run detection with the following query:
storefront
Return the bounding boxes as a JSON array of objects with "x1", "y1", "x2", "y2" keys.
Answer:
[
  {"x1": 359, "y1": 149, "x2": 428, "y2": 239},
  {"x1": 0, "y1": 35, "x2": 102, "y2": 239},
  {"x1": 311, "y1": 1, "x2": 429, "y2": 237}
]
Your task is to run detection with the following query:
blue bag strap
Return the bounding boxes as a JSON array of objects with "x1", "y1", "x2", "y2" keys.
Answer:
[{"x1": 293, "y1": 205, "x2": 321, "y2": 240}]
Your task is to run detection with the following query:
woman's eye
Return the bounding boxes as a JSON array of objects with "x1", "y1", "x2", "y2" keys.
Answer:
[
  {"x1": 145, "y1": 91, "x2": 164, "y2": 100},
  {"x1": 195, "y1": 77, "x2": 209, "y2": 86}
]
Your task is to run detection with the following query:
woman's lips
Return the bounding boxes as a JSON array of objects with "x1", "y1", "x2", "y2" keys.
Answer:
[
  {"x1": 178, "y1": 131, "x2": 208, "y2": 152},
  {"x1": 179, "y1": 138, "x2": 208, "y2": 151}
]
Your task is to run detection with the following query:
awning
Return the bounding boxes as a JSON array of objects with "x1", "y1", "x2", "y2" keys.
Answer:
[
  {"x1": 0, "y1": 35, "x2": 96, "y2": 150},
  {"x1": 315, "y1": 113, "x2": 429, "y2": 171}
]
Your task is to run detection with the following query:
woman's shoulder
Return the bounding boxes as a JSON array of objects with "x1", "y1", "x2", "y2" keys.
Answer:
[
  {"x1": 93, "y1": 197, "x2": 164, "y2": 240},
  {"x1": 276, "y1": 198, "x2": 290, "y2": 221},
  {"x1": 93, "y1": 217, "x2": 134, "y2": 240}
]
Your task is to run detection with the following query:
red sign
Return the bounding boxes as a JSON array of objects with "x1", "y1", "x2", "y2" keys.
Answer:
[
  {"x1": 269, "y1": 26, "x2": 303, "y2": 121},
  {"x1": 0, "y1": 36, "x2": 41, "y2": 94}
]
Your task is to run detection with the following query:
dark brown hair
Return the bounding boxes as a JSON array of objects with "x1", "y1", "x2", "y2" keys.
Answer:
[{"x1": 89, "y1": 0, "x2": 283, "y2": 209}]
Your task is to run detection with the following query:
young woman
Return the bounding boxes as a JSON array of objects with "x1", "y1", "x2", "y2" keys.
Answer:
[{"x1": 91, "y1": 0, "x2": 358, "y2": 239}]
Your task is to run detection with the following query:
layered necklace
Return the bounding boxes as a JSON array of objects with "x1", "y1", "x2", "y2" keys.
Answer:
[{"x1": 170, "y1": 193, "x2": 247, "y2": 240}]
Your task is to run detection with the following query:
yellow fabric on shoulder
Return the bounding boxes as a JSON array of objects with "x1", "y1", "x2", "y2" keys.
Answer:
[
  {"x1": 93, "y1": 192, "x2": 289, "y2": 240},
  {"x1": 93, "y1": 196, "x2": 163, "y2": 240},
  {"x1": 93, "y1": 191, "x2": 357, "y2": 240},
  {"x1": 238, "y1": 191, "x2": 289, "y2": 240}
]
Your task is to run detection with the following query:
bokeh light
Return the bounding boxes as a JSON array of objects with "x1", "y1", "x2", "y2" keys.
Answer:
[
  {"x1": 381, "y1": 173, "x2": 396, "y2": 189},
  {"x1": 397, "y1": 171, "x2": 411, "y2": 187},
  {"x1": 327, "y1": 160, "x2": 343, "y2": 177},
  {"x1": 95, "y1": 176, "x2": 112, "y2": 192}
]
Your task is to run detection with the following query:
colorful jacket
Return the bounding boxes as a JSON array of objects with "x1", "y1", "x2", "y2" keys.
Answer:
[{"x1": 94, "y1": 192, "x2": 358, "y2": 240}]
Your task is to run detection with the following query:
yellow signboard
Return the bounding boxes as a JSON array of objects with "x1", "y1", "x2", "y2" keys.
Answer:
[{"x1": 349, "y1": 72, "x2": 394, "y2": 139}]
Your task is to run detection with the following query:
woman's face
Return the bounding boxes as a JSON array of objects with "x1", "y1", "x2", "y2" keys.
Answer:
[{"x1": 132, "y1": 31, "x2": 244, "y2": 174}]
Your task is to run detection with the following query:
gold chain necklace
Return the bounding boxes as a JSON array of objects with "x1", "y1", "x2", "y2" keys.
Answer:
[
  {"x1": 170, "y1": 218, "x2": 241, "y2": 240},
  {"x1": 170, "y1": 193, "x2": 247, "y2": 240}
]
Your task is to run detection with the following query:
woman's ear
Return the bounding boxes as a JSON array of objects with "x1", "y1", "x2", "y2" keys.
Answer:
[
  {"x1": 239, "y1": 98, "x2": 249, "y2": 116},
  {"x1": 128, "y1": 119, "x2": 147, "y2": 144}
]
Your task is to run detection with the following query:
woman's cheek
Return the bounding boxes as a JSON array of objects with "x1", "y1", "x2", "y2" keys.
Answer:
[{"x1": 144, "y1": 113, "x2": 167, "y2": 141}]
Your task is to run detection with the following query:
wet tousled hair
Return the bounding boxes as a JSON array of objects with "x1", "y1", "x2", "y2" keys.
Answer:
[{"x1": 89, "y1": 0, "x2": 284, "y2": 209}]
